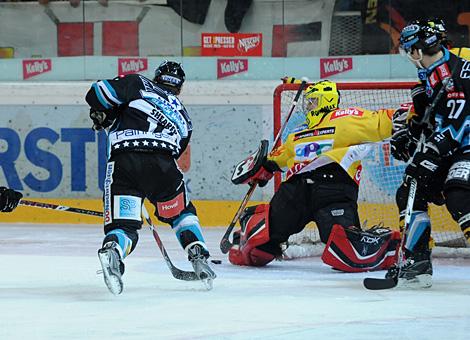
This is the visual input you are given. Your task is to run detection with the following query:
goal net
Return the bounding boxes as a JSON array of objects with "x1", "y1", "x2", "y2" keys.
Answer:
[{"x1": 273, "y1": 81, "x2": 468, "y2": 258}]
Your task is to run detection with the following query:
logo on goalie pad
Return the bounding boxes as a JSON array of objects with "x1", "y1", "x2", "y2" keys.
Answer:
[{"x1": 360, "y1": 235, "x2": 381, "y2": 244}]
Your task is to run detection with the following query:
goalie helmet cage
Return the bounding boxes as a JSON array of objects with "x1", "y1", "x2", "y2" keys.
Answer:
[{"x1": 273, "y1": 81, "x2": 469, "y2": 258}]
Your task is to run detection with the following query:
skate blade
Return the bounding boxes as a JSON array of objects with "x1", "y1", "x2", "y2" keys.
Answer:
[
  {"x1": 201, "y1": 277, "x2": 214, "y2": 291},
  {"x1": 397, "y1": 274, "x2": 432, "y2": 289},
  {"x1": 98, "y1": 252, "x2": 123, "y2": 295}
]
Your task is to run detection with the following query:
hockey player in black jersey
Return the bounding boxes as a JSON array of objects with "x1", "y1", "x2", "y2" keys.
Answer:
[
  {"x1": 86, "y1": 60, "x2": 215, "y2": 294},
  {"x1": 0, "y1": 187, "x2": 22, "y2": 212},
  {"x1": 389, "y1": 20, "x2": 470, "y2": 288}
]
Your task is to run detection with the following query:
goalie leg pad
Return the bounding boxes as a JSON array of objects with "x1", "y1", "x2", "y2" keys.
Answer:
[
  {"x1": 321, "y1": 224, "x2": 400, "y2": 272},
  {"x1": 228, "y1": 204, "x2": 275, "y2": 267}
]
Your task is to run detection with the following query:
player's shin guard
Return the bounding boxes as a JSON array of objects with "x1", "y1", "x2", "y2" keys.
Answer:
[
  {"x1": 228, "y1": 204, "x2": 275, "y2": 267},
  {"x1": 172, "y1": 213, "x2": 210, "y2": 257},
  {"x1": 103, "y1": 228, "x2": 135, "y2": 259},
  {"x1": 321, "y1": 224, "x2": 400, "y2": 272}
]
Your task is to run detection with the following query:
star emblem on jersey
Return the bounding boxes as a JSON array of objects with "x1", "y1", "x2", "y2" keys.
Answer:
[
  {"x1": 133, "y1": 141, "x2": 140, "y2": 146},
  {"x1": 142, "y1": 140, "x2": 149, "y2": 146},
  {"x1": 123, "y1": 141, "x2": 130, "y2": 147}
]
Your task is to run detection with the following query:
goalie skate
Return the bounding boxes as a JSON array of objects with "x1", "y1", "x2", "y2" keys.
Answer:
[
  {"x1": 98, "y1": 241, "x2": 124, "y2": 295},
  {"x1": 188, "y1": 244, "x2": 216, "y2": 290}
]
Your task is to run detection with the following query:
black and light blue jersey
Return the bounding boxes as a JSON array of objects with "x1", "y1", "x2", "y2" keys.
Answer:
[
  {"x1": 421, "y1": 49, "x2": 470, "y2": 152},
  {"x1": 86, "y1": 74, "x2": 192, "y2": 158}
]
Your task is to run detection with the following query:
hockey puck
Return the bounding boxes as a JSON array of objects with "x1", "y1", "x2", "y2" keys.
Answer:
[{"x1": 211, "y1": 259, "x2": 222, "y2": 264}]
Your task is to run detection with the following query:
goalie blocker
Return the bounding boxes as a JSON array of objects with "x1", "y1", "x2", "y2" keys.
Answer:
[{"x1": 229, "y1": 204, "x2": 400, "y2": 272}]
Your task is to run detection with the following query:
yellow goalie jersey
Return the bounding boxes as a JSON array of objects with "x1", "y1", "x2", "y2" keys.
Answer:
[{"x1": 268, "y1": 107, "x2": 394, "y2": 183}]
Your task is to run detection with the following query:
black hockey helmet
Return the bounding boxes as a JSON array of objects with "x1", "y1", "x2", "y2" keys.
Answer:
[
  {"x1": 427, "y1": 18, "x2": 452, "y2": 48},
  {"x1": 399, "y1": 20, "x2": 442, "y2": 55},
  {"x1": 153, "y1": 60, "x2": 185, "y2": 94}
]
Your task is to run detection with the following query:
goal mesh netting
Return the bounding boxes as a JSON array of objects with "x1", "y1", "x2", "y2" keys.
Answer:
[{"x1": 273, "y1": 81, "x2": 468, "y2": 258}]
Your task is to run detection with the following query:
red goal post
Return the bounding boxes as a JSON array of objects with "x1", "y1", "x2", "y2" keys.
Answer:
[{"x1": 272, "y1": 80, "x2": 469, "y2": 254}]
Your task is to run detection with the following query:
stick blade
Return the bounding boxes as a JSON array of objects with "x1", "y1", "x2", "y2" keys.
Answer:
[
  {"x1": 363, "y1": 277, "x2": 397, "y2": 290},
  {"x1": 220, "y1": 238, "x2": 232, "y2": 254}
]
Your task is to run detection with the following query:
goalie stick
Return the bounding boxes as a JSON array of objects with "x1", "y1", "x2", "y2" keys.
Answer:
[
  {"x1": 21, "y1": 199, "x2": 198, "y2": 281},
  {"x1": 219, "y1": 79, "x2": 307, "y2": 254},
  {"x1": 363, "y1": 65, "x2": 456, "y2": 290}
]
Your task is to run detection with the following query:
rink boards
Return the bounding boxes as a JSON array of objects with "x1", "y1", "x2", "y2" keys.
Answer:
[{"x1": 0, "y1": 199, "x2": 456, "y2": 233}]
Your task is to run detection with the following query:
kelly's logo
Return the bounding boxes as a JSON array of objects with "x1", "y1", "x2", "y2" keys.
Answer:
[
  {"x1": 23, "y1": 59, "x2": 52, "y2": 79},
  {"x1": 217, "y1": 59, "x2": 248, "y2": 79},
  {"x1": 320, "y1": 57, "x2": 353, "y2": 78},
  {"x1": 118, "y1": 58, "x2": 148, "y2": 76}
]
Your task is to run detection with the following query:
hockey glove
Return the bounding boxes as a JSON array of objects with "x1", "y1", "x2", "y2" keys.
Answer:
[
  {"x1": 390, "y1": 129, "x2": 418, "y2": 162},
  {"x1": 0, "y1": 187, "x2": 23, "y2": 212},
  {"x1": 89, "y1": 108, "x2": 115, "y2": 131},
  {"x1": 391, "y1": 105, "x2": 411, "y2": 135},
  {"x1": 405, "y1": 150, "x2": 442, "y2": 189},
  {"x1": 249, "y1": 160, "x2": 279, "y2": 187}
]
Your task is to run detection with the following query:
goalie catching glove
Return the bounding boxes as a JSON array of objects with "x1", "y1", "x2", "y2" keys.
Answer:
[{"x1": 231, "y1": 140, "x2": 280, "y2": 187}]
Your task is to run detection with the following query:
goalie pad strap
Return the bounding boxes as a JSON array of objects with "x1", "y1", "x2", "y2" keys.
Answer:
[
  {"x1": 321, "y1": 224, "x2": 400, "y2": 273},
  {"x1": 229, "y1": 204, "x2": 275, "y2": 267}
]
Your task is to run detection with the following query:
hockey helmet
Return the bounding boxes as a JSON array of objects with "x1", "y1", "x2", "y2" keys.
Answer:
[
  {"x1": 154, "y1": 60, "x2": 186, "y2": 94},
  {"x1": 399, "y1": 20, "x2": 442, "y2": 56},
  {"x1": 427, "y1": 18, "x2": 451, "y2": 48},
  {"x1": 304, "y1": 80, "x2": 340, "y2": 128}
]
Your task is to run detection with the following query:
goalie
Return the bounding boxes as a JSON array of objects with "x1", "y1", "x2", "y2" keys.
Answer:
[{"x1": 229, "y1": 80, "x2": 401, "y2": 272}]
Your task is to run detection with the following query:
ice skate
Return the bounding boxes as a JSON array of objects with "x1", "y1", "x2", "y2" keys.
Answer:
[
  {"x1": 188, "y1": 244, "x2": 216, "y2": 290},
  {"x1": 397, "y1": 251, "x2": 433, "y2": 289},
  {"x1": 98, "y1": 241, "x2": 125, "y2": 295}
]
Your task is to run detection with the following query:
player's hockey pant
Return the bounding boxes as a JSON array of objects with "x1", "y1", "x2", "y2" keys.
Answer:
[{"x1": 102, "y1": 151, "x2": 207, "y2": 257}]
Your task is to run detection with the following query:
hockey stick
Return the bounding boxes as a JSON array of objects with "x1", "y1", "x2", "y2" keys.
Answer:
[
  {"x1": 363, "y1": 63, "x2": 457, "y2": 290},
  {"x1": 19, "y1": 199, "x2": 103, "y2": 217},
  {"x1": 219, "y1": 80, "x2": 308, "y2": 254},
  {"x1": 363, "y1": 178, "x2": 417, "y2": 290},
  {"x1": 141, "y1": 205, "x2": 199, "y2": 281},
  {"x1": 21, "y1": 198, "x2": 198, "y2": 281}
]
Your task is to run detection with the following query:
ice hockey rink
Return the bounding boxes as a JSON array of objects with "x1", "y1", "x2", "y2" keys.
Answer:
[{"x1": 0, "y1": 224, "x2": 469, "y2": 340}]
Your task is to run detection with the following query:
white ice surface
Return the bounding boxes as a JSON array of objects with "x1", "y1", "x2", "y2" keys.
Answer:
[{"x1": 1, "y1": 224, "x2": 470, "y2": 340}]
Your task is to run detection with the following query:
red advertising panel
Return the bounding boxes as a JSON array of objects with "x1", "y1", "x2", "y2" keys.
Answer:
[
  {"x1": 58, "y1": 22, "x2": 94, "y2": 57},
  {"x1": 23, "y1": 59, "x2": 52, "y2": 80},
  {"x1": 320, "y1": 57, "x2": 353, "y2": 78},
  {"x1": 202, "y1": 33, "x2": 262, "y2": 56},
  {"x1": 102, "y1": 21, "x2": 139, "y2": 56},
  {"x1": 217, "y1": 59, "x2": 248, "y2": 79},
  {"x1": 118, "y1": 58, "x2": 148, "y2": 76}
]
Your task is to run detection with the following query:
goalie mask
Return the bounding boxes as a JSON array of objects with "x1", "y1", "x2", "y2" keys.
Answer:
[
  {"x1": 304, "y1": 80, "x2": 340, "y2": 128},
  {"x1": 153, "y1": 60, "x2": 186, "y2": 94}
]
